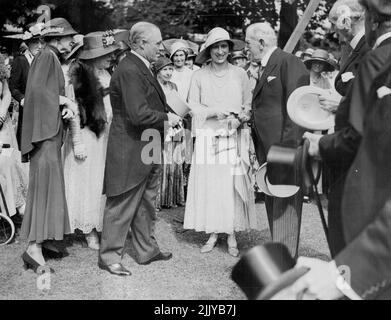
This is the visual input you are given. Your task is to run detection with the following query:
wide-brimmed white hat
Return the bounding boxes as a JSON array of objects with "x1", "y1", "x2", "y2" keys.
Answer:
[
  {"x1": 169, "y1": 41, "x2": 189, "y2": 59},
  {"x1": 196, "y1": 27, "x2": 234, "y2": 65},
  {"x1": 287, "y1": 86, "x2": 335, "y2": 131},
  {"x1": 255, "y1": 163, "x2": 300, "y2": 198}
]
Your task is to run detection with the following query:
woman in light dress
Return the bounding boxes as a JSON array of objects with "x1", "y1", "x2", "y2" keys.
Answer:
[
  {"x1": 0, "y1": 54, "x2": 28, "y2": 219},
  {"x1": 184, "y1": 27, "x2": 261, "y2": 257},
  {"x1": 153, "y1": 56, "x2": 185, "y2": 209},
  {"x1": 63, "y1": 32, "x2": 119, "y2": 250}
]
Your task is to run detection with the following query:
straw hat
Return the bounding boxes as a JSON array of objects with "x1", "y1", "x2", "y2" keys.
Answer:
[
  {"x1": 304, "y1": 49, "x2": 335, "y2": 72},
  {"x1": 78, "y1": 31, "x2": 120, "y2": 60},
  {"x1": 196, "y1": 27, "x2": 234, "y2": 65},
  {"x1": 41, "y1": 18, "x2": 77, "y2": 38},
  {"x1": 287, "y1": 85, "x2": 335, "y2": 131},
  {"x1": 302, "y1": 48, "x2": 314, "y2": 61},
  {"x1": 169, "y1": 41, "x2": 189, "y2": 59}
]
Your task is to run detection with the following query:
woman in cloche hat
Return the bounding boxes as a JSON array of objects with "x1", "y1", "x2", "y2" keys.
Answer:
[
  {"x1": 152, "y1": 57, "x2": 186, "y2": 210},
  {"x1": 183, "y1": 27, "x2": 261, "y2": 257},
  {"x1": 304, "y1": 49, "x2": 336, "y2": 90},
  {"x1": 63, "y1": 31, "x2": 120, "y2": 250}
]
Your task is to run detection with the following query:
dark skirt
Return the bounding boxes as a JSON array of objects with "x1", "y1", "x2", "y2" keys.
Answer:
[{"x1": 20, "y1": 123, "x2": 70, "y2": 243}]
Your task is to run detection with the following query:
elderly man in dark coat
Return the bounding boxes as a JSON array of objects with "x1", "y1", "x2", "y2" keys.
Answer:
[
  {"x1": 99, "y1": 22, "x2": 181, "y2": 276},
  {"x1": 245, "y1": 22, "x2": 309, "y2": 259},
  {"x1": 276, "y1": 0, "x2": 391, "y2": 300}
]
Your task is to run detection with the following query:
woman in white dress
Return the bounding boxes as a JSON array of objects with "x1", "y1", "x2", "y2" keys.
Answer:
[
  {"x1": 184, "y1": 27, "x2": 261, "y2": 257},
  {"x1": 0, "y1": 55, "x2": 27, "y2": 219},
  {"x1": 63, "y1": 32, "x2": 119, "y2": 250}
]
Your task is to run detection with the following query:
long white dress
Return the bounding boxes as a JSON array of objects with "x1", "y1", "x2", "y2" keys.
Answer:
[
  {"x1": 62, "y1": 70, "x2": 112, "y2": 233},
  {"x1": 184, "y1": 64, "x2": 261, "y2": 234}
]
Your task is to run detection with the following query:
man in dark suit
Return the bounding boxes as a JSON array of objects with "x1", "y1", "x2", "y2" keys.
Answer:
[
  {"x1": 9, "y1": 32, "x2": 42, "y2": 148},
  {"x1": 245, "y1": 22, "x2": 309, "y2": 259},
  {"x1": 277, "y1": 0, "x2": 391, "y2": 300},
  {"x1": 98, "y1": 22, "x2": 181, "y2": 276},
  {"x1": 304, "y1": 0, "x2": 391, "y2": 257},
  {"x1": 303, "y1": 0, "x2": 369, "y2": 257}
]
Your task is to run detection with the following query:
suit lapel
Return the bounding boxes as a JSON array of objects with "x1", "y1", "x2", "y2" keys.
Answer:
[
  {"x1": 338, "y1": 36, "x2": 365, "y2": 77},
  {"x1": 128, "y1": 53, "x2": 167, "y2": 105},
  {"x1": 252, "y1": 49, "x2": 280, "y2": 100}
]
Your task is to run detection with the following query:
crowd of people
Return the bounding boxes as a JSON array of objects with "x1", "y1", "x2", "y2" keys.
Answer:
[{"x1": 1, "y1": 0, "x2": 391, "y2": 299}]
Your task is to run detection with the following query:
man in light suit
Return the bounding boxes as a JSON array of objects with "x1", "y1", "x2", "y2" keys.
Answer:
[
  {"x1": 99, "y1": 22, "x2": 181, "y2": 276},
  {"x1": 245, "y1": 22, "x2": 309, "y2": 259}
]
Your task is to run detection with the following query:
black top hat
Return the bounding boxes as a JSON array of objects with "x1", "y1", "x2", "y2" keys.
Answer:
[{"x1": 231, "y1": 243, "x2": 309, "y2": 300}]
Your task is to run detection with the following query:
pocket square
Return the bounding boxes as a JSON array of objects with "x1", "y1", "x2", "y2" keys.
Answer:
[
  {"x1": 267, "y1": 76, "x2": 276, "y2": 82},
  {"x1": 377, "y1": 86, "x2": 391, "y2": 99},
  {"x1": 341, "y1": 72, "x2": 355, "y2": 83}
]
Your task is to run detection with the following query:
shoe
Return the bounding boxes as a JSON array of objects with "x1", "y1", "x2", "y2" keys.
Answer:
[
  {"x1": 42, "y1": 241, "x2": 69, "y2": 259},
  {"x1": 228, "y1": 245, "x2": 239, "y2": 257},
  {"x1": 139, "y1": 252, "x2": 173, "y2": 265},
  {"x1": 98, "y1": 261, "x2": 131, "y2": 276},
  {"x1": 85, "y1": 231, "x2": 100, "y2": 250},
  {"x1": 22, "y1": 252, "x2": 54, "y2": 274},
  {"x1": 200, "y1": 240, "x2": 217, "y2": 253}
]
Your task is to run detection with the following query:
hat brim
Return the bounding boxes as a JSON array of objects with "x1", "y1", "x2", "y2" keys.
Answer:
[
  {"x1": 195, "y1": 39, "x2": 234, "y2": 65},
  {"x1": 304, "y1": 58, "x2": 335, "y2": 72},
  {"x1": 255, "y1": 163, "x2": 300, "y2": 198},
  {"x1": 43, "y1": 29, "x2": 78, "y2": 38},
  {"x1": 256, "y1": 266, "x2": 310, "y2": 300},
  {"x1": 78, "y1": 45, "x2": 120, "y2": 60},
  {"x1": 66, "y1": 42, "x2": 83, "y2": 60},
  {"x1": 287, "y1": 86, "x2": 335, "y2": 131}
]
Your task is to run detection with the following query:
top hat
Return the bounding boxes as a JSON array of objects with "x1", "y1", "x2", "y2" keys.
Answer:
[
  {"x1": 153, "y1": 56, "x2": 173, "y2": 74},
  {"x1": 196, "y1": 27, "x2": 234, "y2": 65},
  {"x1": 78, "y1": 31, "x2": 120, "y2": 60},
  {"x1": 231, "y1": 243, "x2": 309, "y2": 300},
  {"x1": 254, "y1": 140, "x2": 315, "y2": 198},
  {"x1": 41, "y1": 18, "x2": 77, "y2": 38},
  {"x1": 360, "y1": 0, "x2": 391, "y2": 15},
  {"x1": 304, "y1": 49, "x2": 335, "y2": 72},
  {"x1": 287, "y1": 85, "x2": 335, "y2": 131}
]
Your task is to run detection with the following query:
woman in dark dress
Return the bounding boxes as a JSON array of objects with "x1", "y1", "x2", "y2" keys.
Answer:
[{"x1": 20, "y1": 18, "x2": 78, "y2": 272}]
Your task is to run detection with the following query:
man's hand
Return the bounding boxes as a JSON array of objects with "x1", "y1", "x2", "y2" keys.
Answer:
[
  {"x1": 62, "y1": 107, "x2": 75, "y2": 120},
  {"x1": 289, "y1": 257, "x2": 344, "y2": 300},
  {"x1": 167, "y1": 112, "x2": 182, "y2": 127},
  {"x1": 319, "y1": 93, "x2": 341, "y2": 114},
  {"x1": 303, "y1": 132, "x2": 322, "y2": 159}
]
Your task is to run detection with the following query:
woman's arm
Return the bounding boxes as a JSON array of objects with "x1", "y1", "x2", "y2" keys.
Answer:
[{"x1": 0, "y1": 80, "x2": 11, "y2": 126}]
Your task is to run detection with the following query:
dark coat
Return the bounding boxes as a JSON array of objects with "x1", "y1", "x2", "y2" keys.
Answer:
[
  {"x1": 334, "y1": 36, "x2": 370, "y2": 97},
  {"x1": 104, "y1": 52, "x2": 168, "y2": 197},
  {"x1": 251, "y1": 48, "x2": 309, "y2": 165},
  {"x1": 319, "y1": 37, "x2": 391, "y2": 256},
  {"x1": 9, "y1": 53, "x2": 31, "y2": 148},
  {"x1": 335, "y1": 62, "x2": 391, "y2": 299}
]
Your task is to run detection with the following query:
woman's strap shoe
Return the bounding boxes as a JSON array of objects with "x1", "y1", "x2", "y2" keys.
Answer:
[{"x1": 22, "y1": 252, "x2": 54, "y2": 274}]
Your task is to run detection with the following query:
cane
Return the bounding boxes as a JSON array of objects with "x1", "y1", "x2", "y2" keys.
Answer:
[{"x1": 303, "y1": 138, "x2": 329, "y2": 244}]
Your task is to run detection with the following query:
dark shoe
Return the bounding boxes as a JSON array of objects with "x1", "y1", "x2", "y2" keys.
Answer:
[
  {"x1": 22, "y1": 252, "x2": 54, "y2": 274},
  {"x1": 42, "y1": 242, "x2": 69, "y2": 259},
  {"x1": 98, "y1": 261, "x2": 131, "y2": 276},
  {"x1": 139, "y1": 252, "x2": 173, "y2": 265}
]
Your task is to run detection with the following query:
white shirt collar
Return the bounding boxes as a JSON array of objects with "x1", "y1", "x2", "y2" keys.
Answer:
[
  {"x1": 132, "y1": 50, "x2": 151, "y2": 70},
  {"x1": 350, "y1": 29, "x2": 365, "y2": 50},
  {"x1": 24, "y1": 50, "x2": 34, "y2": 65},
  {"x1": 373, "y1": 32, "x2": 391, "y2": 49},
  {"x1": 261, "y1": 46, "x2": 278, "y2": 68}
]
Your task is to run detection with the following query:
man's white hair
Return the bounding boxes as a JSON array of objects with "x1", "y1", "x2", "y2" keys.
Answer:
[
  {"x1": 129, "y1": 21, "x2": 159, "y2": 47},
  {"x1": 246, "y1": 22, "x2": 277, "y2": 47},
  {"x1": 329, "y1": 0, "x2": 365, "y2": 28}
]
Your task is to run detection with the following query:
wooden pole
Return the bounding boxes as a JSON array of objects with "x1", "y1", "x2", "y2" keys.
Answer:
[{"x1": 283, "y1": 0, "x2": 322, "y2": 53}]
